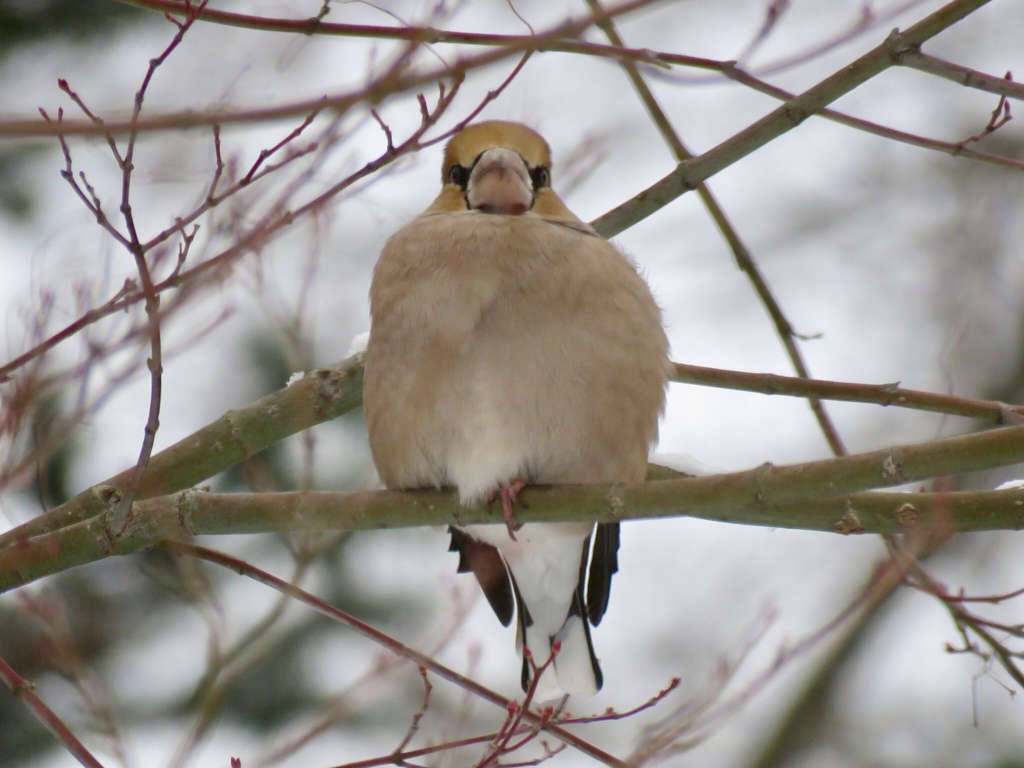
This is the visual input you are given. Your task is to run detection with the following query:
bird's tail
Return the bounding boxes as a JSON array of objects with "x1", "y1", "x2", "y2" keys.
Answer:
[
  {"x1": 449, "y1": 522, "x2": 618, "y2": 702},
  {"x1": 516, "y1": 564, "x2": 602, "y2": 701}
]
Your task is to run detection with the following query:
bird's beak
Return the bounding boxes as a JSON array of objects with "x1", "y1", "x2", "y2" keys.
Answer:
[{"x1": 467, "y1": 148, "x2": 533, "y2": 215}]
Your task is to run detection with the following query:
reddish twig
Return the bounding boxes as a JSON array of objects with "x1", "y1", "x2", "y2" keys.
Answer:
[
  {"x1": 560, "y1": 677, "x2": 682, "y2": 725},
  {"x1": 729, "y1": 0, "x2": 931, "y2": 81},
  {"x1": 38, "y1": 2, "x2": 210, "y2": 527},
  {"x1": 393, "y1": 666, "x2": 433, "y2": 755},
  {"x1": 328, "y1": 727, "x2": 555, "y2": 768},
  {"x1": 733, "y1": 0, "x2": 792, "y2": 66},
  {"x1": 957, "y1": 87, "x2": 1013, "y2": 147},
  {"x1": 0, "y1": 654, "x2": 105, "y2": 768},
  {"x1": 113, "y1": 0, "x2": 673, "y2": 64},
  {"x1": 0, "y1": 47, "x2": 538, "y2": 394},
  {"x1": 689, "y1": 61, "x2": 1024, "y2": 171},
  {"x1": 885, "y1": 534, "x2": 1024, "y2": 690},
  {"x1": 0, "y1": 0, "x2": 664, "y2": 141},
  {"x1": 163, "y1": 540, "x2": 630, "y2": 768},
  {"x1": 897, "y1": 52, "x2": 1024, "y2": 101},
  {"x1": 118, "y1": 4, "x2": 212, "y2": 521},
  {"x1": 672, "y1": 362, "x2": 1024, "y2": 424}
]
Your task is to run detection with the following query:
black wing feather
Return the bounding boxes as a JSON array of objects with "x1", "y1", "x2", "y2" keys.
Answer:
[
  {"x1": 586, "y1": 522, "x2": 620, "y2": 626},
  {"x1": 448, "y1": 527, "x2": 515, "y2": 626}
]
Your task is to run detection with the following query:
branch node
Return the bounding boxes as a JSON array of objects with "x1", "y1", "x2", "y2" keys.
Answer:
[{"x1": 835, "y1": 503, "x2": 865, "y2": 535}]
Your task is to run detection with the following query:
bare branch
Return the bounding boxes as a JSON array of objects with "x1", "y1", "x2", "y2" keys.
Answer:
[
  {"x1": 0, "y1": 654, "x2": 105, "y2": 768},
  {"x1": 5, "y1": 353, "x2": 1023, "y2": 553},
  {"x1": 898, "y1": 52, "x2": 1024, "y2": 101},
  {"x1": 672, "y1": 363, "x2": 1024, "y2": 424},
  {"x1": 5, "y1": 423, "x2": 1024, "y2": 593},
  {"x1": 587, "y1": 0, "x2": 847, "y2": 455},
  {"x1": 705, "y1": 63, "x2": 1024, "y2": 172},
  {"x1": 592, "y1": 0, "x2": 996, "y2": 237},
  {"x1": 0, "y1": 0, "x2": 664, "y2": 140},
  {"x1": 164, "y1": 541, "x2": 631, "y2": 768},
  {"x1": 957, "y1": 90, "x2": 1013, "y2": 147}
]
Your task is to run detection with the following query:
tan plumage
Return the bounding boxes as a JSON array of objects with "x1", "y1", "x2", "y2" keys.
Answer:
[{"x1": 364, "y1": 120, "x2": 670, "y2": 700}]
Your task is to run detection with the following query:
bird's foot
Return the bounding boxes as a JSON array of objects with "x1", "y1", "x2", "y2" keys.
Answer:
[{"x1": 485, "y1": 477, "x2": 527, "y2": 539}]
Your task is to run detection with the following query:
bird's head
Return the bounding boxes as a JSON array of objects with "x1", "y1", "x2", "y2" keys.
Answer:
[{"x1": 424, "y1": 120, "x2": 580, "y2": 221}]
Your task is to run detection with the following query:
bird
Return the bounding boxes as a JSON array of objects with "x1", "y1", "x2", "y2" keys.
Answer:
[{"x1": 363, "y1": 120, "x2": 670, "y2": 701}]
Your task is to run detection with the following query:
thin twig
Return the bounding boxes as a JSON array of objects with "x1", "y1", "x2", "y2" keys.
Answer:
[
  {"x1": 586, "y1": 0, "x2": 847, "y2": 455},
  {"x1": 165, "y1": 541, "x2": 630, "y2": 768},
  {"x1": 886, "y1": 535, "x2": 1024, "y2": 689},
  {"x1": 698, "y1": 62, "x2": 1024, "y2": 171},
  {"x1": 0, "y1": 48, "x2": 533, "y2": 387},
  {"x1": 591, "y1": 0, "x2": 996, "y2": 237},
  {"x1": 0, "y1": 0, "x2": 664, "y2": 139},
  {"x1": 898, "y1": 51, "x2": 1024, "y2": 101},
  {"x1": 0, "y1": 654, "x2": 105, "y2": 768},
  {"x1": 957, "y1": 90, "x2": 1013, "y2": 147},
  {"x1": 114, "y1": 3, "x2": 210, "y2": 524},
  {"x1": 672, "y1": 362, "x2": 1024, "y2": 425},
  {"x1": 113, "y1": 0, "x2": 676, "y2": 65}
]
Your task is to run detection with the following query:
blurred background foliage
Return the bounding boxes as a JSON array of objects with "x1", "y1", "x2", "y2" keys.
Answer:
[{"x1": 0, "y1": 0, "x2": 146, "y2": 220}]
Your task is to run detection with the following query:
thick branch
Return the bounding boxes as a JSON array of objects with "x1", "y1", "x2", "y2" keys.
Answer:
[
  {"x1": 0, "y1": 356, "x2": 365, "y2": 548},
  {"x1": 3, "y1": 424, "x2": 1024, "y2": 592},
  {"x1": 5, "y1": 355, "x2": 1021, "y2": 550}
]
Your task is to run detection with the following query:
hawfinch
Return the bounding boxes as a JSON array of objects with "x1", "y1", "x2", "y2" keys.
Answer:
[{"x1": 364, "y1": 120, "x2": 670, "y2": 700}]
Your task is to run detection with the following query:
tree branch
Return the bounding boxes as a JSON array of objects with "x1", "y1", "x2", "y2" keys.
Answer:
[
  {"x1": 586, "y1": 0, "x2": 847, "y2": 455},
  {"x1": 897, "y1": 50, "x2": 1024, "y2": 101},
  {"x1": 0, "y1": 0, "x2": 661, "y2": 139},
  {"x1": 0, "y1": 654, "x2": 105, "y2": 768},
  {"x1": 672, "y1": 363, "x2": 1024, "y2": 424},
  {"x1": 4, "y1": 354, "x2": 1022, "y2": 552},
  {"x1": 4, "y1": 423, "x2": 1024, "y2": 592},
  {"x1": 166, "y1": 541, "x2": 630, "y2": 768},
  {"x1": 592, "y1": 0, "x2": 994, "y2": 238},
  {"x1": 0, "y1": 356, "x2": 365, "y2": 548}
]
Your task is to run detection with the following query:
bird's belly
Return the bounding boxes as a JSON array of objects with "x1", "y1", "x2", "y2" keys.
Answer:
[{"x1": 443, "y1": 364, "x2": 535, "y2": 503}]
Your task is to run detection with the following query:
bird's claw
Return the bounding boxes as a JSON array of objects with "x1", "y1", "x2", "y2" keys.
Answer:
[{"x1": 486, "y1": 477, "x2": 527, "y2": 540}]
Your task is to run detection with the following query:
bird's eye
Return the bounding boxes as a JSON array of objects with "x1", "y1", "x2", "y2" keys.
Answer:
[
  {"x1": 448, "y1": 164, "x2": 470, "y2": 188},
  {"x1": 530, "y1": 166, "x2": 551, "y2": 189}
]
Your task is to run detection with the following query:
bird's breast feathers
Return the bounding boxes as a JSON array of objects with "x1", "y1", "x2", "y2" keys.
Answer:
[
  {"x1": 371, "y1": 212, "x2": 596, "y2": 334},
  {"x1": 365, "y1": 210, "x2": 669, "y2": 499}
]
